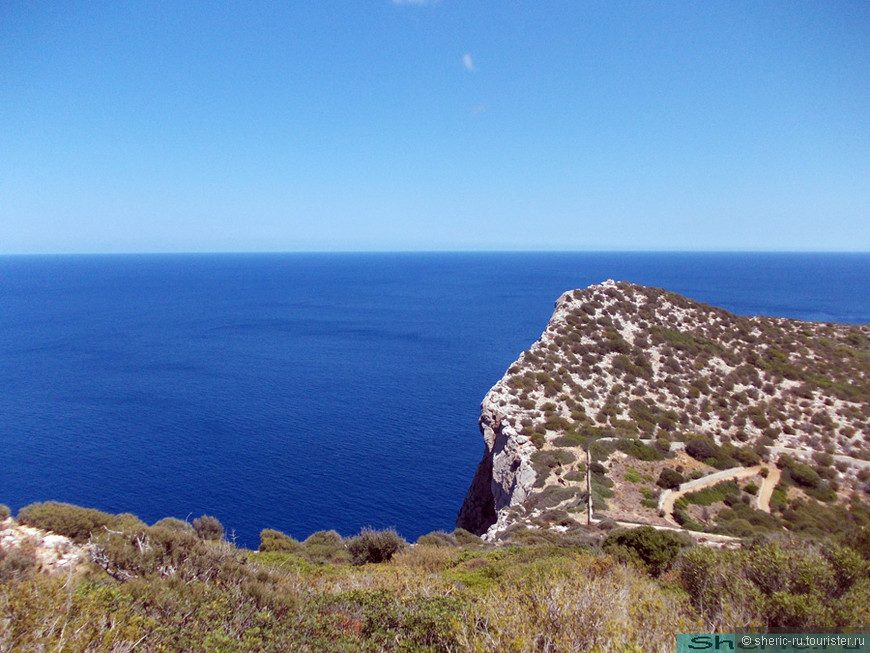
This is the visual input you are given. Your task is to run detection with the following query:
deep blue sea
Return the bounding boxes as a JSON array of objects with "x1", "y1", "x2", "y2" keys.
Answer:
[{"x1": 1, "y1": 252, "x2": 868, "y2": 548}]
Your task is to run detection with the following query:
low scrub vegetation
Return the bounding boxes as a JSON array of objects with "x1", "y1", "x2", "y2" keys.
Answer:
[
  {"x1": 677, "y1": 480, "x2": 741, "y2": 508},
  {"x1": 2, "y1": 500, "x2": 870, "y2": 650},
  {"x1": 679, "y1": 538, "x2": 870, "y2": 629},
  {"x1": 16, "y1": 501, "x2": 145, "y2": 543}
]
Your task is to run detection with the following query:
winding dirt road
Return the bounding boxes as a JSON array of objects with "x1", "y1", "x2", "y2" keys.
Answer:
[
  {"x1": 659, "y1": 464, "x2": 772, "y2": 526},
  {"x1": 756, "y1": 465, "x2": 781, "y2": 513}
]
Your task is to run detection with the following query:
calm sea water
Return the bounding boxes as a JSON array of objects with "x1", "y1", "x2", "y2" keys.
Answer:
[{"x1": 1, "y1": 252, "x2": 868, "y2": 547}]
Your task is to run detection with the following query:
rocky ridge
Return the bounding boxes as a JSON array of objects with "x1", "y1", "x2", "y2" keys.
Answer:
[{"x1": 457, "y1": 280, "x2": 870, "y2": 538}]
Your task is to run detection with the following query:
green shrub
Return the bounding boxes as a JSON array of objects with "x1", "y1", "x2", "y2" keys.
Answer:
[
  {"x1": 681, "y1": 480, "x2": 740, "y2": 507},
  {"x1": 657, "y1": 468, "x2": 684, "y2": 489},
  {"x1": 192, "y1": 515, "x2": 223, "y2": 541},
  {"x1": 416, "y1": 531, "x2": 459, "y2": 547},
  {"x1": 320, "y1": 590, "x2": 463, "y2": 651},
  {"x1": 303, "y1": 529, "x2": 343, "y2": 548},
  {"x1": 789, "y1": 464, "x2": 822, "y2": 489},
  {"x1": 531, "y1": 449, "x2": 576, "y2": 483},
  {"x1": 304, "y1": 530, "x2": 351, "y2": 564},
  {"x1": 346, "y1": 528, "x2": 405, "y2": 565},
  {"x1": 816, "y1": 465, "x2": 838, "y2": 481},
  {"x1": 804, "y1": 484, "x2": 838, "y2": 503},
  {"x1": 544, "y1": 415, "x2": 572, "y2": 432},
  {"x1": 602, "y1": 526, "x2": 689, "y2": 576},
  {"x1": 734, "y1": 446, "x2": 761, "y2": 467},
  {"x1": 591, "y1": 469, "x2": 613, "y2": 490},
  {"x1": 531, "y1": 449, "x2": 576, "y2": 469},
  {"x1": 589, "y1": 461, "x2": 607, "y2": 475},
  {"x1": 615, "y1": 438, "x2": 664, "y2": 461},
  {"x1": 778, "y1": 497, "x2": 867, "y2": 537},
  {"x1": 686, "y1": 437, "x2": 715, "y2": 462},
  {"x1": 673, "y1": 507, "x2": 704, "y2": 531},
  {"x1": 813, "y1": 451, "x2": 835, "y2": 467},
  {"x1": 624, "y1": 467, "x2": 641, "y2": 483},
  {"x1": 769, "y1": 484, "x2": 788, "y2": 512},
  {"x1": 552, "y1": 430, "x2": 585, "y2": 447},
  {"x1": 16, "y1": 501, "x2": 145, "y2": 543},
  {"x1": 527, "y1": 485, "x2": 577, "y2": 510},
  {"x1": 259, "y1": 528, "x2": 303, "y2": 553},
  {"x1": 0, "y1": 505, "x2": 10, "y2": 521},
  {"x1": 590, "y1": 469, "x2": 614, "y2": 510},
  {"x1": 151, "y1": 517, "x2": 194, "y2": 533},
  {"x1": 715, "y1": 502, "x2": 782, "y2": 535},
  {"x1": 452, "y1": 528, "x2": 484, "y2": 547}
]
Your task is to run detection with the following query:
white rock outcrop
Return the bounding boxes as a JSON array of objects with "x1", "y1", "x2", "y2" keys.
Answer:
[{"x1": 0, "y1": 518, "x2": 87, "y2": 573}]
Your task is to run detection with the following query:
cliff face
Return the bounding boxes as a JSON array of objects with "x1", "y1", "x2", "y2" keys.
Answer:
[
  {"x1": 457, "y1": 280, "x2": 870, "y2": 539},
  {"x1": 456, "y1": 391, "x2": 537, "y2": 535}
]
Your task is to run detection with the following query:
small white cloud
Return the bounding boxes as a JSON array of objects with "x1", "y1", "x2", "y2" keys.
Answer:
[{"x1": 462, "y1": 53, "x2": 476, "y2": 71}]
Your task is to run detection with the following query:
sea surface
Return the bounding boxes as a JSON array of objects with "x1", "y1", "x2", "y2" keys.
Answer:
[{"x1": 1, "y1": 252, "x2": 868, "y2": 547}]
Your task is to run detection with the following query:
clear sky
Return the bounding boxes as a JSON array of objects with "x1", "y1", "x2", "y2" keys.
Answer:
[{"x1": 2, "y1": 1, "x2": 868, "y2": 254}]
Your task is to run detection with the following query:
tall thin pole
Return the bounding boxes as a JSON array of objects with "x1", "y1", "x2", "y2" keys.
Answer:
[{"x1": 587, "y1": 441, "x2": 593, "y2": 524}]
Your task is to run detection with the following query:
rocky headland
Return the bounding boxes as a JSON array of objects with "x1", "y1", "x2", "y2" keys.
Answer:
[{"x1": 458, "y1": 280, "x2": 870, "y2": 539}]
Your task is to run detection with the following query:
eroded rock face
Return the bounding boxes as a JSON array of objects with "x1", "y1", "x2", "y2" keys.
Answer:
[
  {"x1": 457, "y1": 280, "x2": 870, "y2": 539},
  {"x1": 456, "y1": 395, "x2": 537, "y2": 536}
]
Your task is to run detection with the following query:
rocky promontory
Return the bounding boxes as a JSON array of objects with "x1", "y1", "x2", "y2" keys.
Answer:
[{"x1": 458, "y1": 281, "x2": 870, "y2": 539}]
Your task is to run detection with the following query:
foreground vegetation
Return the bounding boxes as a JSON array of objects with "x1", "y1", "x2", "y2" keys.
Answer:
[{"x1": 2, "y1": 501, "x2": 869, "y2": 651}]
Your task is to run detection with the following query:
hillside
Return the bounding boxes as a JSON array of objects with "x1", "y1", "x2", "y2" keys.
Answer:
[{"x1": 458, "y1": 280, "x2": 870, "y2": 539}]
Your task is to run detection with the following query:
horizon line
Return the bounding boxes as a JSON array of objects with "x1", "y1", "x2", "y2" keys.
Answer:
[{"x1": 2, "y1": 248, "x2": 870, "y2": 258}]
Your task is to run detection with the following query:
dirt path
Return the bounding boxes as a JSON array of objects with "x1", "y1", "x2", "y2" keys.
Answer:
[
  {"x1": 660, "y1": 465, "x2": 764, "y2": 526},
  {"x1": 770, "y1": 446, "x2": 870, "y2": 470},
  {"x1": 601, "y1": 519, "x2": 742, "y2": 548},
  {"x1": 756, "y1": 465, "x2": 781, "y2": 512}
]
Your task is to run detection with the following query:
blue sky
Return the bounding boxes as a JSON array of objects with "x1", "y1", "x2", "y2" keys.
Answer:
[{"x1": 2, "y1": 1, "x2": 868, "y2": 253}]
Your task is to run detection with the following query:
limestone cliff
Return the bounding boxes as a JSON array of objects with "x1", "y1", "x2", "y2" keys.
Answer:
[
  {"x1": 455, "y1": 383, "x2": 538, "y2": 536},
  {"x1": 457, "y1": 280, "x2": 870, "y2": 539}
]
